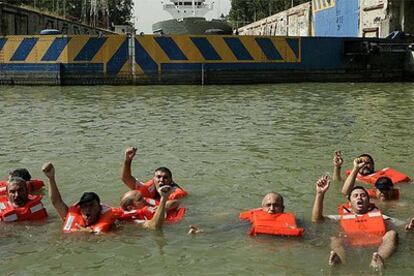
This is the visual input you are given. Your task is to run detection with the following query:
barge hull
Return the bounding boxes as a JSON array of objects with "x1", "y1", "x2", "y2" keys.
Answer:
[{"x1": 0, "y1": 34, "x2": 411, "y2": 85}]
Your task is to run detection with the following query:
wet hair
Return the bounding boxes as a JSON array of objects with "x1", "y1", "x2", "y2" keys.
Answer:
[
  {"x1": 120, "y1": 190, "x2": 142, "y2": 210},
  {"x1": 154, "y1": 167, "x2": 172, "y2": 178},
  {"x1": 9, "y1": 168, "x2": 31, "y2": 181},
  {"x1": 347, "y1": 186, "x2": 369, "y2": 200},
  {"x1": 358, "y1": 153, "x2": 375, "y2": 171},
  {"x1": 7, "y1": 177, "x2": 27, "y2": 190},
  {"x1": 375, "y1": 177, "x2": 393, "y2": 190},
  {"x1": 76, "y1": 192, "x2": 101, "y2": 206}
]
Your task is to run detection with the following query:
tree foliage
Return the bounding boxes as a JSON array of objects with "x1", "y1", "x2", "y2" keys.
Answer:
[
  {"x1": 6, "y1": 0, "x2": 134, "y2": 26},
  {"x1": 229, "y1": 0, "x2": 309, "y2": 27}
]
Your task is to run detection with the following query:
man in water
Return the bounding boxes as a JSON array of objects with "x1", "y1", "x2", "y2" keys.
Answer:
[
  {"x1": 261, "y1": 192, "x2": 284, "y2": 214},
  {"x1": 121, "y1": 147, "x2": 187, "y2": 201},
  {"x1": 0, "y1": 177, "x2": 47, "y2": 222},
  {"x1": 332, "y1": 151, "x2": 374, "y2": 182},
  {"x1": 8, "y1": 168, "x2": 32, "y2": 182},
  {"x1": 42, "y1": 162, "x2": 172, "y2": 232},
  {"x1": 342, "y1": 157, "x2": 398, "y2": 201},
  {"x1": 120, "y1": 190, "x2": 179, "y2": 214},
  {"x1": 312, "y1": 175, "x2": 397, "y2": 270}
]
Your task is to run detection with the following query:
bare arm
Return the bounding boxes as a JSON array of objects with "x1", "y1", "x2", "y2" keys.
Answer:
[
  {"x1": 311, "y1": 175, "x2": 330, "y2": 223},
  {"x1": 121, "y1": 147, "x2": 140, "y2": 190},
  {"x1": 332, "y1": 150, "x2": 343, "y2": 181},
  {"x1": 143, "y1": 186, "x2": 172, "y2": 230},
  {"x1": 41, "y1": 162, "x2": 68, "y2": 221},
  {"x1": 341, "y1": 157, "x2": 365, "y2": 196},
  {"x1": 405, "y1": 218, "x2": 414, "y2": 231}
]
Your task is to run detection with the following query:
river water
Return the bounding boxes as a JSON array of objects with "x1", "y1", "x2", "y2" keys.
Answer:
[{"x1": 0, "y1": 83, "x2": 413, "y2": 275}]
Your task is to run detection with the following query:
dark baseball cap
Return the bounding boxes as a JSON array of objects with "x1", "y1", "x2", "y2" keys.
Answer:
[
  {"x1": 76, "y1": 192, "x2": 101, "y2": 206},
  {"x1": 375, "y1": 177, "x2": 393, "y2": 190}
]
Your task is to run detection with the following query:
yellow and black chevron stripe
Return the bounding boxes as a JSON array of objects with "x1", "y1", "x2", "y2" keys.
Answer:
[{"x1": 0, "y1": 34, "x2": 301, "y2": 76}]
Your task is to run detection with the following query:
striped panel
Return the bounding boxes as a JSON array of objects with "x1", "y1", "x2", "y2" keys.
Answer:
[
  {"x1": 190, "y1": 37, "x2": 221, "y2": 60},
  {"x1": 205, "y1": 36, "x2": 235, "y2": 61},
  {"x1": 10, "y1": 38, "x2": 38, "y2": 61},
  {"x1": 133, "y1": 35, "x2": 300, "y2": 65},
  {"x1": 255, "y1": 38, "x2": 283, "y2": 60},
  {"x1": 135, "y1": 38, "x2": 158, "y2": 74},
  {"x1": 286, "y1": 38, "x2": 300, "y2": 60},
  {"x1": 74, "y1": 37, "x2": 107, "y2": 61},
  {"x1": 42, "y1": 37, "x2": 71, "y2": 61},
  {"x1": 154, "y1": 37, "x2": 187, "y2": 60},
  {"x1": 223, "y1": 37, "x2": 253, "y2": 61},
  {"x1": 236, "y1": 36, "x2": 267, "y2": 61},
  {"x1": 0, "y1": 38, "x2": 7, "y2": 52},
  {"x1": 169, "y1": 36, "x2": 205, "y2": 61},
  {"x1": 106, "y1": 38, "x2": 129, "y2": 74}
]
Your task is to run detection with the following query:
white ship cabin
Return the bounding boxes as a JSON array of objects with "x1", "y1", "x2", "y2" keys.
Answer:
[{"x1": 162, "y1": 0, "x2": 213, "y2": 20}]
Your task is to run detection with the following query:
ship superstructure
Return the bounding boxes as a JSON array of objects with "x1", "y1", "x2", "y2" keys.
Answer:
[
  {"x1": 153, "y1": 0, "x2": 232, "y2": 35},
  {"x1": 163, "y1": 0, "x2": 213, "y2": 21}
]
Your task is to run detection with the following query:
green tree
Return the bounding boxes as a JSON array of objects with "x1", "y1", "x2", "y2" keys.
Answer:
[
  {"x1": 6, "y1": 0, "x2": 134, "y2": 26},
  {"x1": 108, "y1": 0, "x2": 134, "y2": 26}
]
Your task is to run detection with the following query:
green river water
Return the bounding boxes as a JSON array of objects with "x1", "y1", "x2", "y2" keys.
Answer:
[{"x1": 0, "y1": 83, "x2": 413, "y2": 275}]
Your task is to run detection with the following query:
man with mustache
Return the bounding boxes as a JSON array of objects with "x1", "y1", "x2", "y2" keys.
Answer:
[
  {"x1": 42, "y1": 162, "x2": 172, "y2": 233},
  {"x1": 121, "y1": 147, "x2": 187, "y2": 202},
  {"x1": 332, "y1": 152, "x2": 375, "y2": 182},
  {"x1": 261, "y1": 192, "x2": 285, "y2": 214},
  {"x1": 0, "y1": 177, "x2": 47, "y2": 222},
  {"x1": 312, "y1": 175, "x2": 397, "y2": 271},
  {"x1": 341, "y1": 157, "x2": 399, "y2": 201}
]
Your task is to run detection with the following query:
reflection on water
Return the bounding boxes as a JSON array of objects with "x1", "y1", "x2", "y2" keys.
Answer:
[{"x1": 0, "y1": 83, "x2": 413, "y2": 274}]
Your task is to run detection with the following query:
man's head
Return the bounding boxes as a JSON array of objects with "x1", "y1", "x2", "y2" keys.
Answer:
[
  {"x1": 153, "y1": 167, "x2": 173, "y2": 189},
  {"x1": 8, "y1": 168, "x2": 32, "y2": 181},
  {"x1": 357, "y1": 154, "x2": 375, "y2": 175},
  {"x1": 7, "y1": 177, "x2": 29, "y2": 208},
  {"x1": 348, "y1": 186, "x2": 370, "y2": 214},
  {"x1": 375, "y1": 177, "x2": 394, "y2": 201},
  {"x1": 76, "y1": 192, "x2": 101, "y2": 226},
  {"x1": 120, "y1": 190, "x2": 146, "y2": 211},
  {"x1": 261, "y1": 192, "x2": 284, "y2": 214}
]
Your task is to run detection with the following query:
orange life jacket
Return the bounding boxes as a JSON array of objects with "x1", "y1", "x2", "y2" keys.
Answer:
[
  {"x1": 0, "y1": 179, "x2": 45, "y2": 196},
  {"x1": 0, "y1": 195, "x2": 47, "y2": 222},
  {"x1": 346, "y1": 167, "x2": 411, "y2": 185},
  {"x1": 337, "y1": 202, "x2": 377, "y2": 215},
  {"x1": 240, "y1": 208, "x2": 304, "y2": 237},
  {"x1": 340, "y1": 210, "x2": 386, "y2": 247},
  {"x1": 367, "y1": 188, "x2": 400, "y2": 200},
  {"x1": 62, "y1": 205, "x2": 118, "y2": 234},
  {"x1": 137, "y1": 179, "x2": 188, "y2": 200},
  {"x1": 117, "y1": 197, "x2": 186, "y2": 223}
]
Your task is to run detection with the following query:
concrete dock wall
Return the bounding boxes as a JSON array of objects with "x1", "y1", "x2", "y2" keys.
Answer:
[
  {"x1": 0, "y1": 34, "x2": 409, "y2": 85},
  {"x1": 238, "y1": 3, "x2": 312, "y2": 36}
]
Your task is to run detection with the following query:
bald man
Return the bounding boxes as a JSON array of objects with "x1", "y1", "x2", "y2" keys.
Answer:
[
  {"x1": 261, "y1": 192, "x2": 285, "y2": 214},
  {"x1": 119, "y1": 190, "x2": 179, "y2": 221},
  {"x1": 240, "y1": 191, "x2": 303, "y2": 237}
]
